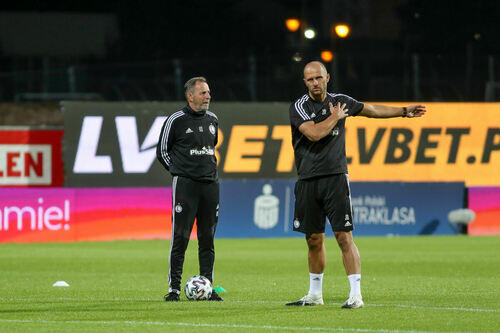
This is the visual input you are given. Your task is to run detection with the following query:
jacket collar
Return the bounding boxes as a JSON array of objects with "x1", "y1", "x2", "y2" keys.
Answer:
[{"x1": 185, "y1": 105, "x2": 206, "y2": 117}]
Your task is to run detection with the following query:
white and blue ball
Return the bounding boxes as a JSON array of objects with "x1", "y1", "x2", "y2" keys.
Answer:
[{"x1": 184, "y1": 275, "x2": 212, "y2": 300}]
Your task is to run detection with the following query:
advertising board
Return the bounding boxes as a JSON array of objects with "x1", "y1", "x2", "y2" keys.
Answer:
[
  {"x1": 0, "y1": 181, "x2": 464, "y2": 243},
  {"x1": 0, "y1": 127, "x2": 64, "y2": 186},
  {"x1": 468, "y1": 187, "x2": 500, "y2": 235},
  {"x1": 62, "y1": 102, "x2": 500, "y2": 187},
  {"x1": 218, "y1": 180, "x2": 465, "y2": 238},
  {"x1": 0, "y1": 188, "x2": 176, "y2": 243}
]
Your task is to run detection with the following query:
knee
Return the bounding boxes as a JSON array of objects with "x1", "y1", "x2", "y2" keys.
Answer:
[
  {"x1": 197, "y1": 229, "x2": 214, "y2": 241},
  {"x1": 335, "y1": 233, "x2": 352, "y2": 252},
  {"x1": 306, "y1": 234, "x2": 324, "y2": 252}
]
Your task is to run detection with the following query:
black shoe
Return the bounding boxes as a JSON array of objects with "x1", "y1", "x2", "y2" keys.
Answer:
[
  {"x1": 208, "y1": 291, "x2": 223, "y2": 301},
  {"x1": 164, "y1": 292, "x2": 180, "y2": 302}
]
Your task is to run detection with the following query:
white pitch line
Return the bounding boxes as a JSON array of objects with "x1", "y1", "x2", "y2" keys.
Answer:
[
  {"x1": 0, "y1": 318, "x2": 450, "y2": 333},
  {"x1": 366, "y1": 303, "x2": 499, "y2": 313},
  {"x1": 233, "y1": 301, "x2": 500, "y2": 313},
  {"x1": 230, "y1": 300, "x2": 500, "y2": 313},
  {"x1": 1, "y1": 297, "x2": 498, "y2": 313}
]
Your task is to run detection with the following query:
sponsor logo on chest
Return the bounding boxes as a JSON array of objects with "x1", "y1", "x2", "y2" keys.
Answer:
[{"x1": 190, "y1": 146, "x2": 215, "y2": 156}]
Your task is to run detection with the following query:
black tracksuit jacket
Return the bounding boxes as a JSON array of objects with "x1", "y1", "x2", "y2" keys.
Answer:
[
  {"x1": 156, "y1": 105, "x2": 220, "y2": 292},
  {"x1": 156, "y1": 105, "x2": 218, "y2": 182}
]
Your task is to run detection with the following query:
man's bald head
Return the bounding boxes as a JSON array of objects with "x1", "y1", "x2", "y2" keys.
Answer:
[
  {"x1": 303, "y1": 61, "x2": 328, "y2": 78},
  {"x1": 303, "y1": 61, "x2": 330, "y2": 101}
]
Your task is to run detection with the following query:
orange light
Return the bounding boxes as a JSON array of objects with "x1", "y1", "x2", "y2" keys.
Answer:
[
  {"x1": 320, "y1": 50, "x2": 334, "y2": 63},
  {"x1": 285, "y1": 19, "x2": 300, "y2": 32},
  {"x1": 334, "y1": 24, "x2": 350, "y2": 38}
]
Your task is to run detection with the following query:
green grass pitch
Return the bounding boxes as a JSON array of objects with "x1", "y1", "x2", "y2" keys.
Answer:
[{"x1": 0, "y1": 236, "x2": 499, "y2": 332}]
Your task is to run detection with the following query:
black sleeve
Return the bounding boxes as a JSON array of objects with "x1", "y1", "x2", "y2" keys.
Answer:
[
  {"x1": 156, "y1": 116, "x2": 176, "y2": 171},
  {"x1": 336, "y1": 94, "x2": 364, "y2": 117},
  {"x1": 206, "y1": 111, "x2": 219, "y2": 146},
  {"x1": 289, "y1": 99, "x2": 312, "y2": 128},
  {"x1": 214, "y1": 121, "x2": 219, "y2": 146}
]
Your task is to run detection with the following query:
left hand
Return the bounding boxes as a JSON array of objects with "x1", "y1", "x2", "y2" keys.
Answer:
[{"x1": 407, "y1": 105, "x2": 426, "y2": 118}]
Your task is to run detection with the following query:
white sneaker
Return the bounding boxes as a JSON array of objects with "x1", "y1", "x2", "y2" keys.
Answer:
[
  {"x1": 286, "y1": 293, "x2": 324, "y2": 306},
  {"x1": 341, "y1": 294, "x2": 364, "y2": 309}
]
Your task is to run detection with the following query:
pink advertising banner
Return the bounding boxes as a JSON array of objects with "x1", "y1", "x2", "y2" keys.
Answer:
[
  {"x1": 0, "y1": 188, "x2": 182, "y2": 243},
  {"x1": 468, "y1": 187, "x2": 500, "y2": 235}
]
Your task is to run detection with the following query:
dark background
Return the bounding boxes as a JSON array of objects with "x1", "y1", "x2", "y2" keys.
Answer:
[{"x1": 1, "y1": 0, "x2": 499, "y2": 102}]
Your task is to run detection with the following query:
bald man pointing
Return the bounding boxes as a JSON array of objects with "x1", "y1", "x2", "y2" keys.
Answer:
[{"x1": 286, "y1": 61, "x2": 426, "y2": 308}]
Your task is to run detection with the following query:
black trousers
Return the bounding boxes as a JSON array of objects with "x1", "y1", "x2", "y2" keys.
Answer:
[{"x1": 168, "y1": 176, "x2": 219, "y2": 293}]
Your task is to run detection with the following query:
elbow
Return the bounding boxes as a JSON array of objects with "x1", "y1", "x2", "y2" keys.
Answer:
[{"x1": 360, "y1": 106, "x2": 378, "y2": 118}]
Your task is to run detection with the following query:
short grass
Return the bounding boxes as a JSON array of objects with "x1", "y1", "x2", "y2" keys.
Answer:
[{"x1": 0, "y1": 236, "x2": 499, "y2": 332}]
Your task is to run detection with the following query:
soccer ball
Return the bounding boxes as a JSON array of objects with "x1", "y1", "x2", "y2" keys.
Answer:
[{"x1": 184, "y1": 275, "x2": 212, "y2": 300}]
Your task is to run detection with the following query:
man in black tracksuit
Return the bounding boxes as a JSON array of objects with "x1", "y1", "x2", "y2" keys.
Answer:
[{"x1": 156, "y1": 76, "x2": 222, "y2": 302}]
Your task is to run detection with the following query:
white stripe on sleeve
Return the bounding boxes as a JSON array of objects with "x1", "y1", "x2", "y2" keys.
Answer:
[{"x1": 160, "y1": 110, "x2": 184, "y2": 166}]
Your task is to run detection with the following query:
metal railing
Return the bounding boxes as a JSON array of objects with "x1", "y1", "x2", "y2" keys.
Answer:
[{"x1": 0, "y1": 53, "x2": 498, "y2": 102}]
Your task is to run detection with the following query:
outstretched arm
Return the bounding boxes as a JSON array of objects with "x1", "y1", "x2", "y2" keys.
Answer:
[{"x1": 359, "y1": 104, "x2": 426, "y2": 118}]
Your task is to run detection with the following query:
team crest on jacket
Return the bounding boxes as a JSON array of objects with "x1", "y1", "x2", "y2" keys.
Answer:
[
  {"x1": 175, "y1": 204, "x2": 183, "y2": 213},
  {"x1": 209, "y1": 124, "x2": 216, "y2": 135}
]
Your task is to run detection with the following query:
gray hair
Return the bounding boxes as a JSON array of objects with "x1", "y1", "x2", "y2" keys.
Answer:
[{"x1": 184, "y1": 77, "x2": 208, "y2": 95}]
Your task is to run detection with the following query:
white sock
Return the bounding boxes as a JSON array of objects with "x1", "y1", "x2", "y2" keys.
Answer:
[
  {"x1": 308, "y1": 273, "x2": 323, "y2": 295},
  {"x1": 348, "y1": 274, "x2": 361, "y2": 297}
]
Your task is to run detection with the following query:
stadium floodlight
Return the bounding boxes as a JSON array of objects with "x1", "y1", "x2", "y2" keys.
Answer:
[
  {"x1": 334, "y1": 24, "x2": 350, "y2": 38},
  {"x1": 320, "y1": 50, "x2": 333, "y2": 63},
  {"x1": 285, "y1": 18, "x2": 300, "y2": 32},
  {"x1": 304, "y1": 28, "x2": 316, "y2": 39},
  {"x1": 292, "y1": 52, "x2": 303, "y2": 62}
]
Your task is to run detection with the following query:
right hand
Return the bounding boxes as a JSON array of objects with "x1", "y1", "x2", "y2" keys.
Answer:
[{"x1": 329, "y1": 102, "x2": 349, "y2": 120}]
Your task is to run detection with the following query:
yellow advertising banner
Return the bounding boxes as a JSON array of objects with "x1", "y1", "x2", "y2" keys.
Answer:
[
  {"x1": 345, "y1": 103, "x2": 500, "y2": 186},
  {"x1": 60, "y1": 101, "x2": 499, "y2": 187}
]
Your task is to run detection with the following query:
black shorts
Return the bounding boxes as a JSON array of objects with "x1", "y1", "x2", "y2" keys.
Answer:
[{"x1": 293, "y1": 173, "x2": 354, "y2": 234}]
